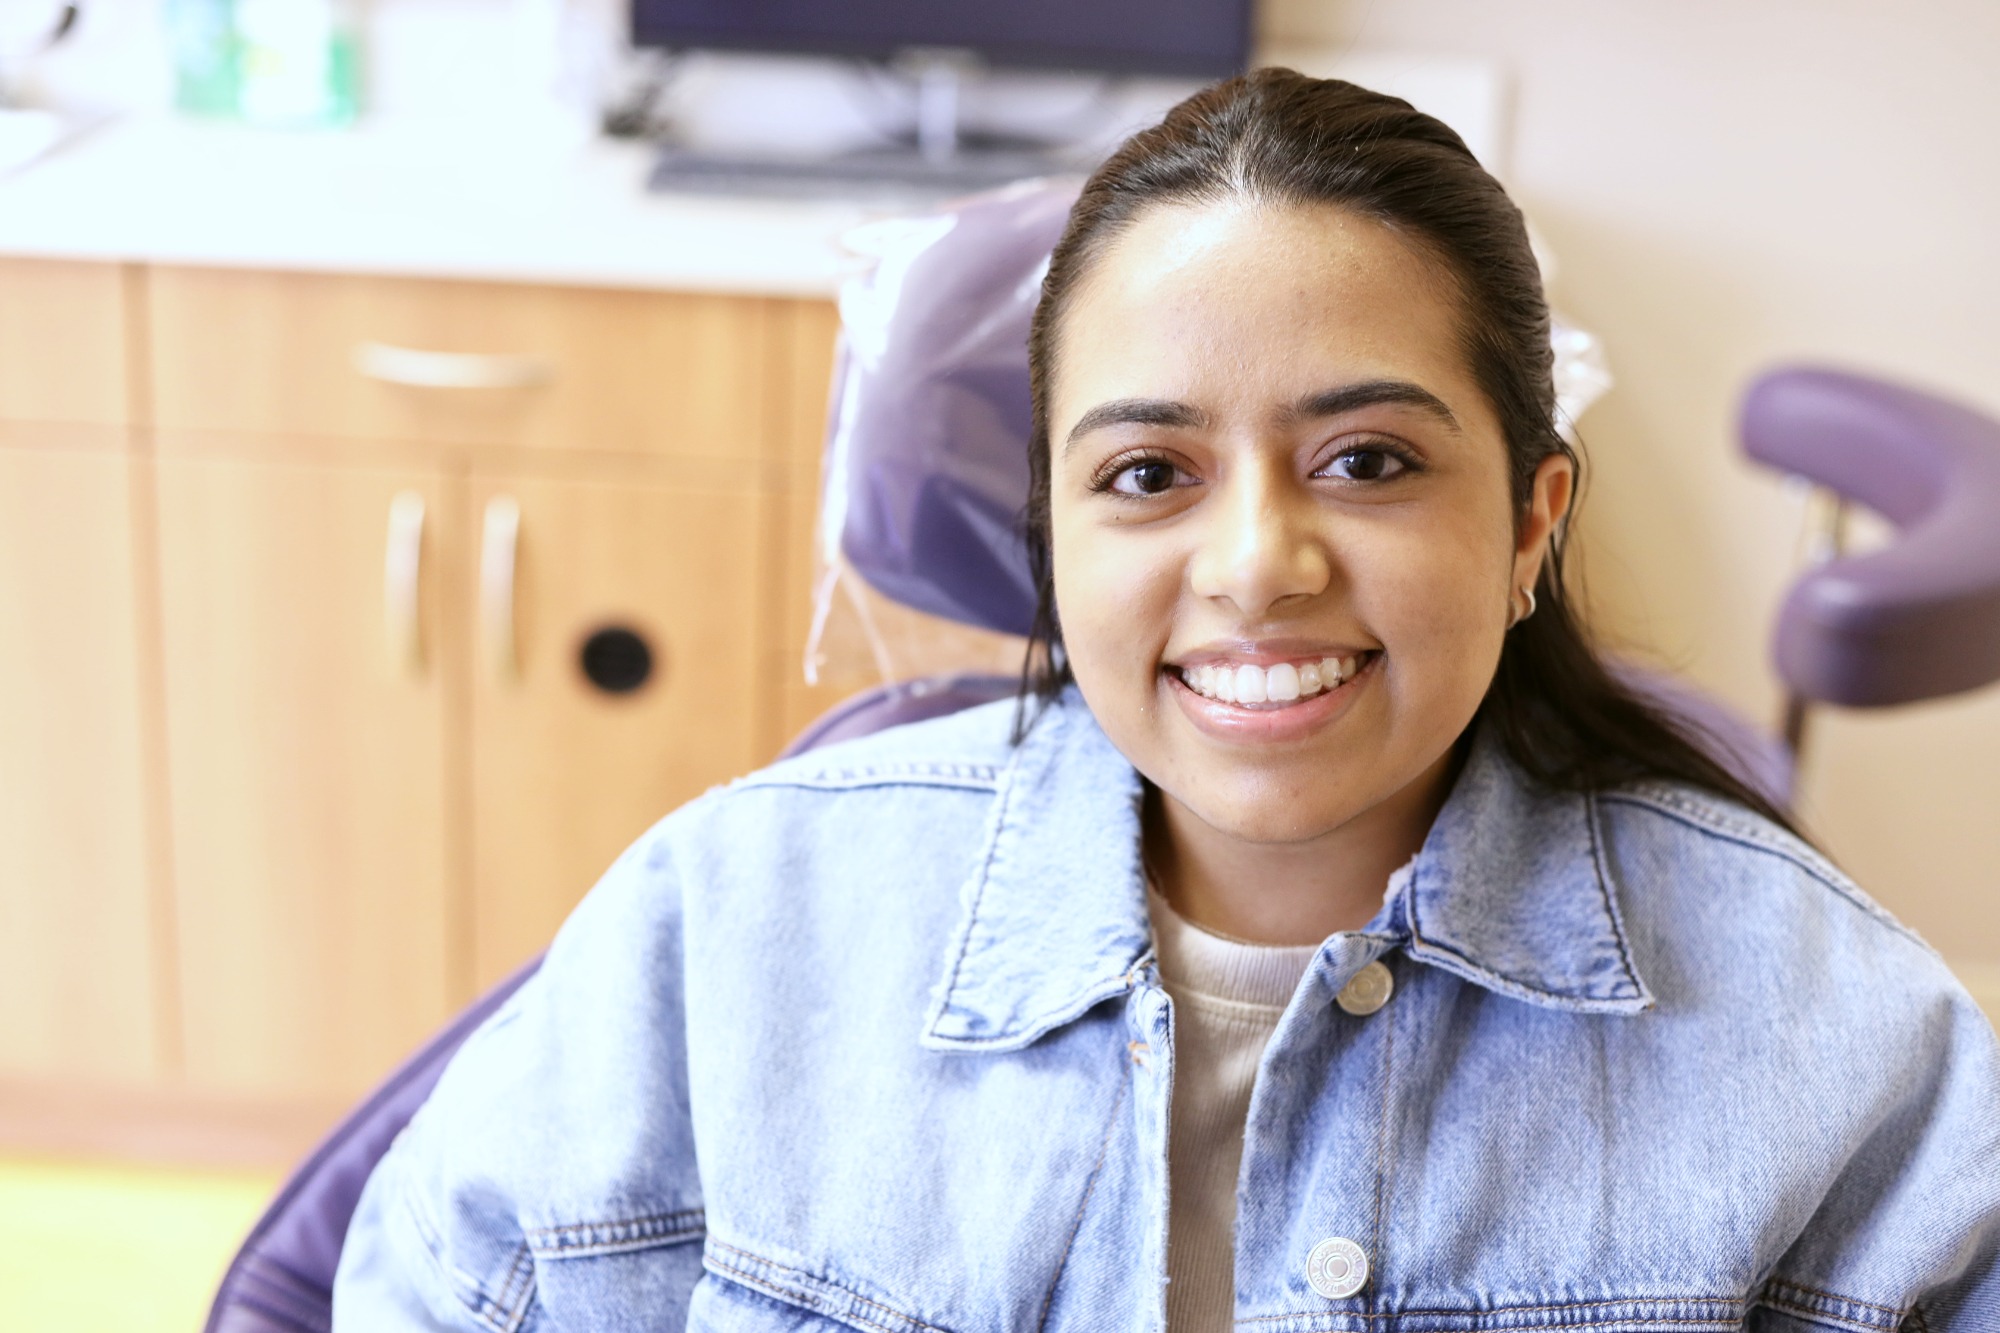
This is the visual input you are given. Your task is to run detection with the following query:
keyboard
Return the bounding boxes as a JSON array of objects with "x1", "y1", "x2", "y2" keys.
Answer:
[{"x1": 647, "y1": 144, "x2": 1094, "y2": 200}]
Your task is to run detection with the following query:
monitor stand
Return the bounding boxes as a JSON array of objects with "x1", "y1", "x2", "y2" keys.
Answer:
[{"x1": 647, "y1": 49, "x2": 1100, "y2": 200}]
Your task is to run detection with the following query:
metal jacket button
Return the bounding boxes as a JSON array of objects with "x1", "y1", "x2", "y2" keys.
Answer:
[
  {"x1": 1336, "y1": 960, "x2": 1394, "y2": 1016},
  {"x1": 1306, "y1": 1236, "x2": 1369, "y2": 1298}
]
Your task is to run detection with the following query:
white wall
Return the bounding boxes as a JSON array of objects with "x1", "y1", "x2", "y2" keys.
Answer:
[{"x1": 1259, "y1": 0, "x2": 2000, "y2": 1003}]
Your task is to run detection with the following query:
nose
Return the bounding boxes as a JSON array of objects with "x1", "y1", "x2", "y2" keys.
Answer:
[{"x1": 1186, "y1": 454, "x2": 1332, "y2": 617}]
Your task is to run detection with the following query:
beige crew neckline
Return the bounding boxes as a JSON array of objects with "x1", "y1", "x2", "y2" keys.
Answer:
[{"x1": 1146, "y1": 884, "x2": 1322, "y2": 1010}]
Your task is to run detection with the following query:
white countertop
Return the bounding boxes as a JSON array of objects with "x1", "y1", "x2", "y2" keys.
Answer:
[{"x1": 0, "y1": 112, "x2": 873, "y2": 297}]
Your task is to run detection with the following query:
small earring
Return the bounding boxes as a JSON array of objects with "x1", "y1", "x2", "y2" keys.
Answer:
[{"x1": 1508, "y1": 585, "x2": 1537, "y2": 629}]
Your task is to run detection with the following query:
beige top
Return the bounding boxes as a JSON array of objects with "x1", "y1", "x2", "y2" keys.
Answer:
[{"x1": 1146, "y1": 886, "x2": 1320, "y2": 1333}]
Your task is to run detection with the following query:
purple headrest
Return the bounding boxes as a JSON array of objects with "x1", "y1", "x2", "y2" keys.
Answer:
[
  {"x1": 825, "y1": 181, "x2": 1081, "y2": 637},
  {"x1": 1742, "y1": 367, "x2": 2000, "y2": 706}
]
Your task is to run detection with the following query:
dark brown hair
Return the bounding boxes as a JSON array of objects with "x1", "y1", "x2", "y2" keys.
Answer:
[{"x1": 1019, "y1": 68, "x2": 1798, "y2": 833}]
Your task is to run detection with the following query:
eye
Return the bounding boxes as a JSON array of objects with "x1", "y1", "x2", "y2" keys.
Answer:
[
  {"x1": 1318, "y1": 445, "x2": 1411, "y2": 482},
  {"x1": 1105, "y1": 458, "x2": 1187, "y2": 496}
]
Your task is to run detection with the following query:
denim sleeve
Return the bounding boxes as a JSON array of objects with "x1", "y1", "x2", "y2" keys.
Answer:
[
  {"x1": 1905, "y1": 1076, "x2": 2000, "y2": 1333},
  {"x1": 1763, "y1": 982, "x2": 2000, "y2": 1332},
  {"x1": 331, "y1": 817, "x2": 706, "y2": 1331},
  {"x1": 1891, "y1": 996, "x2": 2000, "y2": 1332},
  {"x1": 1915, "y1": 1265, "x2": 2000, "y2": 1332}
]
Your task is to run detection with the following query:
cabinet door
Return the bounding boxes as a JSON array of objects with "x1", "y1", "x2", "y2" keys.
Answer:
[
  {"x1": 468, "y1": 470, "x2": 767, "y2": 988},
  {"x1": 0, "y1": 446, "x2": 161, "y2": 1085},
  {"x1": 155, "y1": 454, "x2": 460, "y2": 1101},
  {"x1": 0, "y1": 259, "x2": 132, "y2": 427}
]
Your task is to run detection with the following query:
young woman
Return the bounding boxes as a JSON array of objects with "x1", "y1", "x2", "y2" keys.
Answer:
[{"x1": 334, "y1": 71, "x2": 2000, "y2": 1332}]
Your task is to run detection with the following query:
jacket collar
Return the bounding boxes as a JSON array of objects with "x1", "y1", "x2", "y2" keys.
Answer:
[
  {"x1": 919, "y1": 693, "x2": 1652, "y2": 1053},
  {"x1": 1396, "y1": 726, "x2": 1655, "y2": 1016}
]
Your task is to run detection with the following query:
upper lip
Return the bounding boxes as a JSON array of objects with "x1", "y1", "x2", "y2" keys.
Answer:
[{"x1": 1166, "y1": 638, "x2": 1377, "y2": 667}]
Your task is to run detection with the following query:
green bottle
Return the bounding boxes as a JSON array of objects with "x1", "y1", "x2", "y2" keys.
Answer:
[
  {"x1": 165, "y1": 0, "x2": 240, "y2": 117},
  {"x1": 166, "y1": 0, "x2": 361, "y2": 127}
]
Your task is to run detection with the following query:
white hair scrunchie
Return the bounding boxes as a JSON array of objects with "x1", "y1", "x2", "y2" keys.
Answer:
[{"x1": 1550, "y1": 314, "x2": 1613, "y2": 445}]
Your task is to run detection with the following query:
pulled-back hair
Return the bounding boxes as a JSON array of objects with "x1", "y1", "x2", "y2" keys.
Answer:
[{"x1": 1020, "y1": 68, "x2": 1798, "y2": 833}]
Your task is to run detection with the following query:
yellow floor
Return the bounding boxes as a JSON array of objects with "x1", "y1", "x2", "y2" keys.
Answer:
[{"x1": 0, "y1": 1156, "x2": 280, "y2": 1333}]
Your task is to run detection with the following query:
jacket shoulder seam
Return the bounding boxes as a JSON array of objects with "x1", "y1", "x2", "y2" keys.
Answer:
[{"x1": 1597, "y1": 786, "x2": 1926, "y2": 951}]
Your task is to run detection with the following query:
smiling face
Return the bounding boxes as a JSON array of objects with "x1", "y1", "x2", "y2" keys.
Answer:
[{"x1": 1047, "y1": 198, "x2": 1569, "y2": 861}]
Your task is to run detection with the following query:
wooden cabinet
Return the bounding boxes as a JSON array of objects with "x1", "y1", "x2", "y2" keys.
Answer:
[
  {"x1": 0, "y1": 257, "x2": 1024, "y2": 1161},
  {"x1": 0, "y1": 258, "x2": 833, "y2": 1158},
  {"x1": 139, "y1": 262, "x2": 805, "y2": 1121}
]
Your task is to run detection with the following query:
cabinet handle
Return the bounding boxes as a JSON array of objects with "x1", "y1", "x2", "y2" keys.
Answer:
[
  {"x1": 384, "y1": 490, "x2": 426, "y2": 676},
  {"x1": 482, "y1": 495, "x2": 521, "y2": 681},
  {"x1": 354, "y1": 341, "x2": 555, "y2": 390}
]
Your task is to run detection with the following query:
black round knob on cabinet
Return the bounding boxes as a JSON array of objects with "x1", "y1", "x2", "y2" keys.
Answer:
[{"x1": 579, "y1": 625, "x2": 655, "y2": 695}]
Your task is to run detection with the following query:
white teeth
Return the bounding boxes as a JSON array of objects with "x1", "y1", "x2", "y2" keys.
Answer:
[{"x1": 1178, "y1": 652, "x2": 1369, "y2": 706}]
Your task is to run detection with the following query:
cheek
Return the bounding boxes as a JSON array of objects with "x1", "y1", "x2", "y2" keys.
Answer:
[
  {"x1": 1351, "y1": 503, "x2": 1513, "y2": 691},
  {"x1": 1049, "y1": 513, "x2": 1179, "y2": 684}
]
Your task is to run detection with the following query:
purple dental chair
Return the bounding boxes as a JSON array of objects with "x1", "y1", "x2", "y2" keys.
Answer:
[{"x1": 205, "y1": 185, "x2": 2000, "y2": 1333}]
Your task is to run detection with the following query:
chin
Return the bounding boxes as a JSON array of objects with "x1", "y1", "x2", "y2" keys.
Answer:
[{"x1": 1171, "y1": 784, "x2": 1360, "y2": 846}]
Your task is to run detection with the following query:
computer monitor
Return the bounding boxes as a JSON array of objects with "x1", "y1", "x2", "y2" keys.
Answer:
[{"x1": 630, "y1": 0, "x2": 1253, "y2": 80}]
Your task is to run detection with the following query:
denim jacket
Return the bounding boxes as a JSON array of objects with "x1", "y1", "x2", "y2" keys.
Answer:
[{"x1": 333, "y1": 692, "x2": 2000, "y2": 1332}]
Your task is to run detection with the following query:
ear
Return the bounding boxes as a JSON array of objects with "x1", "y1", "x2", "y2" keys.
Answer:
[{"x1": 1513, "y1": 453, "x2": 1574, "y2": 590}]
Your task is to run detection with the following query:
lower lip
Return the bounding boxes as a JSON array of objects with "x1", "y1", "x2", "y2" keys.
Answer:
[{"x1": 1165, "y1": 656, "x2": 1376, "y2": 744}]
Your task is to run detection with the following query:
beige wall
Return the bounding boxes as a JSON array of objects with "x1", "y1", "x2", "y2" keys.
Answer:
[{"x1": 1258, "y1": 0, "x2": 2000, "y2": 1003}]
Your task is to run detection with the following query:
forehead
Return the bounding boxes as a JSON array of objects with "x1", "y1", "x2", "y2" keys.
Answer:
[{"x1": 1053, "y1": 198, "x2": 1474, "y2": 418}]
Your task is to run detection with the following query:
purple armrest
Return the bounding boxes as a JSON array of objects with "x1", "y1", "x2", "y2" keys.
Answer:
[
  {"x1": 1742, "y1": 367, "x2": 2000, "y2": 707},
  {"x1": 205, "y1": 960, "x2": 539, "y2": 1333},
  {"x1": 780, "y1": 673, "x2": 1019, "y2": 757}
]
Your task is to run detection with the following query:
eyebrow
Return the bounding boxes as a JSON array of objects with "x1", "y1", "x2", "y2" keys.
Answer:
[
  {"x1": 1062, "y1": 398, "x2": 1212, "y2": 454},
  {"x1": 1283, "y1": 379, "x2": 1463, "y2": 433},
  {"x1": 1063, "y1": 378, "x2": 1460, "y2": 455}
]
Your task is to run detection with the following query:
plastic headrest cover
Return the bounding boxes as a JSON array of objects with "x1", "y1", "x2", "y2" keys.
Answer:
[{"x1": 823, "y1": 180, "x2": 1083, "y2": 638}]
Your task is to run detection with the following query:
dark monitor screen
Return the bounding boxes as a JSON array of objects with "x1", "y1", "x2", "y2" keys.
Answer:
[{"x1": 630, "y1": 0, "x2": 1253, "y2": 79}]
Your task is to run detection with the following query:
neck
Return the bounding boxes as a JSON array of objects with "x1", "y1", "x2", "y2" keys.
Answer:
[{"x1": 1143, "y1": 747, "x2": 1459, "y2": 946}]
